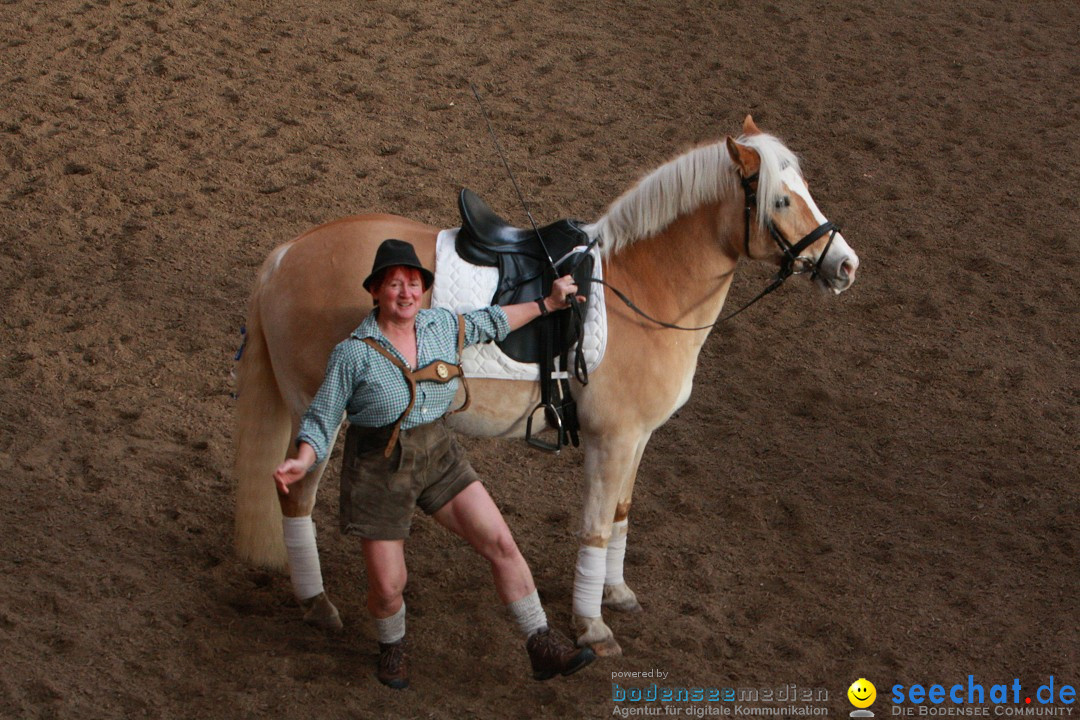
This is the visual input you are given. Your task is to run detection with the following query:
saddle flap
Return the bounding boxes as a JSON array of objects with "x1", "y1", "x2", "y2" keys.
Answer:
[{"x1": 496, "y1": 249, "x2": 594, "y2": 364}]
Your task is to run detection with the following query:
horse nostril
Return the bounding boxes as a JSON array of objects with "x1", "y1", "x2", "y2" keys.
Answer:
[{"x1": 841, "y1": 260, "x2": 856, "y2": 279}]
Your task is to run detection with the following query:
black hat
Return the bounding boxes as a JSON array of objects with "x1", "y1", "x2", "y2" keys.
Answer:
[{"x1": 363, "y1": 239, "x2": 435, "y2": 292}]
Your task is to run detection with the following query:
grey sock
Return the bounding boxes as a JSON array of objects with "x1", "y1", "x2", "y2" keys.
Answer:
[
  {"x1": 374, "y1": 603, "x2": 406, "y2": 644},
  {"x1": 507, "y1": 590, "x2": 548, "y2": 638}
]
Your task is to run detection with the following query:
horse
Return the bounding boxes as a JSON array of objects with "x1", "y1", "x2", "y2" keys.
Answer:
[{"x1": 233, "y1": 115, "x2": 860, "y2": 656}]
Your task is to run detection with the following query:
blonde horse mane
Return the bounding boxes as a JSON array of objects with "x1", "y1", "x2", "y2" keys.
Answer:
[{"x1": 586, "y1": 133, "x2": 802, "y2": 257}]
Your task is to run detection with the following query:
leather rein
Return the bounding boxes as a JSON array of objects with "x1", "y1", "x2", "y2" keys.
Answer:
[{"x1": 579, "y1": 171, "x2": 841, "y2": 332}]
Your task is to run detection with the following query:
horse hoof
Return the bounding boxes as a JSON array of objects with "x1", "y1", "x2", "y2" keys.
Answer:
[
  {"x1": 574, "y1": 614, "x2": 621, "y2": 656},
  {"x1": 602, "y1": 584, "x2": 643, "y2": 614},
  {"x1": 603, "y1": 597, "x2": 643, "y2": 614},
  {"x1": 301, "y1": 591, "x2": 343, "y2": 631},
  {"x1": 590, "y1": 637, "x2": 623, "y2": 657}
]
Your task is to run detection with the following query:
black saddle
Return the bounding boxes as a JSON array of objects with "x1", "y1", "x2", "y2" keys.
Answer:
[
  {"x1": 455, "y1": 188, "x2": 594, "y2": 364},
  {"x1": 455, "y1": 188, "x2": 596, "y2": 451},
  {"x1": 457, "y1": 188, "x2": 589, "y2": 268}
]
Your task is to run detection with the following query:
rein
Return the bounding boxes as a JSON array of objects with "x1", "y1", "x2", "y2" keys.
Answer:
[{"x1": 578, "y1": 171, "x2": 840, "y2": 333}]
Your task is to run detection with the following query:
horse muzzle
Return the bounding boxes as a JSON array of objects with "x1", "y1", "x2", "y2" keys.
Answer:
[{"x1": 814, "y1": 232, "x2": 859, "y2": 294}]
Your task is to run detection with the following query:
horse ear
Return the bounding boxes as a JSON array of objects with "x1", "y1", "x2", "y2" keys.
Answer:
[
  {"x1": 725, "y1": 136, "x2": 760, "y2": 177},
  {"x1": 742, "y1": 114, "x2": 762, "y2": 135}
]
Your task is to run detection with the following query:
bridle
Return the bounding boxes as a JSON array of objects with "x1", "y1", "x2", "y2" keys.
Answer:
[
  {"x1": 472, "y1": 81, "x2": 840, "y2": 333},
  {"x1": 740, "y1": 171, "x2": 840, "y2": 284},
  {"x1": 586, "y1": 169, "x2": 843, "y2": 332},
  {"x1": 514, "y1": 164, "x2": 846, "y2": 451}
]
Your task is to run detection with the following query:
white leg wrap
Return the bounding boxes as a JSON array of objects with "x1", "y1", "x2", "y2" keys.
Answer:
[
  {"x1": 282, "y1": 516, "x2": 325, "y2": 601},
  {"x1": 572, "y1": 545, "x2": 607, "y2": 619},
  {"x1": 605, "y1": 520, "x2": 629, "y2": 586}
]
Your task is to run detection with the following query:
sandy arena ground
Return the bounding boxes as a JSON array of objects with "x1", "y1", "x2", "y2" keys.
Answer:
[{"x1": 0, "y1": 1, "x2": 1076, "y2": 718}]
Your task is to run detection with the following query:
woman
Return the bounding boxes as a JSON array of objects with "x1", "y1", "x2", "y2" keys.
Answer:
[{"x1": 274, "y1": 238, "x2": 594, "y2": 689}]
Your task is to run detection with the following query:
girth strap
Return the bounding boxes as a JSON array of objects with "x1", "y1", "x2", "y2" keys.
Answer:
[{"x1": 360, "y1": 315, "x2": 471, "y2": 457}]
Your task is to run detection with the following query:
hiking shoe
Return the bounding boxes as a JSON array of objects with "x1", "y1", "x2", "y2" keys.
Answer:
[
  {"x1": 526, "y1": 627, "x2": 596, "y2": 680},
  {"x1": 377, "y1": 640, "x2": 409, "y2": 690}
]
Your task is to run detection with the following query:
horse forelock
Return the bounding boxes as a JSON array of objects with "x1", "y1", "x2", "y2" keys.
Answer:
[
  {"x1": 737, "y1": 132, "x2": 802, "y2": 231},
  {"x1": 586, "y1": 133, "x2": 801, "y2": 257}
]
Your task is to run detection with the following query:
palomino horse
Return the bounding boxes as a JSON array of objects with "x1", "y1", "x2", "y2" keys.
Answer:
[{"x1": 233, "y1": 116, "x2": 859, "y2": 655}]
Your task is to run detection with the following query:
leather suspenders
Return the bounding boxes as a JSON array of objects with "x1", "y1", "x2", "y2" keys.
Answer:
[{"x1": 359, "y1": 315, "x2": 471, "y2": 457}]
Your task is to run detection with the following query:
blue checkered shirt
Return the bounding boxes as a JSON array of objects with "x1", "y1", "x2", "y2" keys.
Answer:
[{"x1": 297, "y1": 306, "x2": 509, "y2": 464}]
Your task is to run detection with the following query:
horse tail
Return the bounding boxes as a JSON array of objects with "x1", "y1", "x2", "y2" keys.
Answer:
[{"x1": 233, "y1": 279, "x2": 290, "y2": 570}]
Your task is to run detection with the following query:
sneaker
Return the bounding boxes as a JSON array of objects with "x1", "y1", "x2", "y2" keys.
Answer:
[
  {"x1": 377, "y1": 640, "x2": 408, "y2": 690},
  {"x1": 526, "y1": 627, "x2": 596, "y2": 680}
]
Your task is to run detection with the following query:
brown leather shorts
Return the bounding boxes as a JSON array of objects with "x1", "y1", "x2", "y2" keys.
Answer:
[{"x1": 339, "y1": 419, "x2": 478, "y2": 540}]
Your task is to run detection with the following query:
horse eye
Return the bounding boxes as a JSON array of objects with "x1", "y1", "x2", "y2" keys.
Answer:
[{"x1": 775, "y1": 197, "x2": 791, "y2": 209}]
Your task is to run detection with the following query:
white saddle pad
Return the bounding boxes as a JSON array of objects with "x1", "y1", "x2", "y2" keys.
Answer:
[{"x1": 431, "y1": 227, "x2": 607, "y2": 381}]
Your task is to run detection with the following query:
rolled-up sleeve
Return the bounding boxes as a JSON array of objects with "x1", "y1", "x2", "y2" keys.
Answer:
[
  {"x1": 462, "y1": 305, "x2": 510, "y2": 346},
  {"x1": 296, "y1": 343, "x2": 362, "y2": 465}
]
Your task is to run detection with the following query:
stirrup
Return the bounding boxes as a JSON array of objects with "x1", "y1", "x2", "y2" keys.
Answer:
[{"x1": 526, "y1": 401, "x2": 563, "y2": 453}]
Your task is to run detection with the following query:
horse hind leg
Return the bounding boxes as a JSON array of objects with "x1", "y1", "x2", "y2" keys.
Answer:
[
  {"x1": 234, "y1": 309, "x2": 293, "y2": 571},
  {"x1": 278, "y1": 423, "x2": 343, "y2": 632},
  {"x1": 232, "y1": 313, "x2": 342, "y2": 631}
]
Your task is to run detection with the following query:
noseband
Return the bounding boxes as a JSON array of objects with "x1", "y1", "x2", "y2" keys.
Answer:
[{"x1": 740, "y1": 172, "x2": 839, "y2": 281}]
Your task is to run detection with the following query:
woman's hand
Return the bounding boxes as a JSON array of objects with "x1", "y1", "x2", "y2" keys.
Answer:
[
  {"x1": 274, "y1": 443, "x2": 316, "y2": 495},
  {"x1": 503, "y1": 276, "x2": 588, "y2": 331},
  {"x1": 546, "y1": 275, "x2": 586, "y2": 311}
]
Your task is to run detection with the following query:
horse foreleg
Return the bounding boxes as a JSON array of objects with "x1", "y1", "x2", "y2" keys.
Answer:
[
  {"x1": 601, "y1": 432, "x2": 650, "y2": 614},
  {"x1": 278, "y1": 425, "x2": 342, "y2": 632},
  {"x1": 573, "y1": 431, "x2": 644, "y2": 656},
  {"x1": 600, "y1": 519, "x2": 641, "y2": 613}
]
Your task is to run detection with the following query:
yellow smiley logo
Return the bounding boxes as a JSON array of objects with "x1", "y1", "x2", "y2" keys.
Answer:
[
  {"x1": 848, "y1": 678, "x2": 876, "y2": 708},
  {"x1": 436, "y1": 362, "x2": 449, "y2": 379}
]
